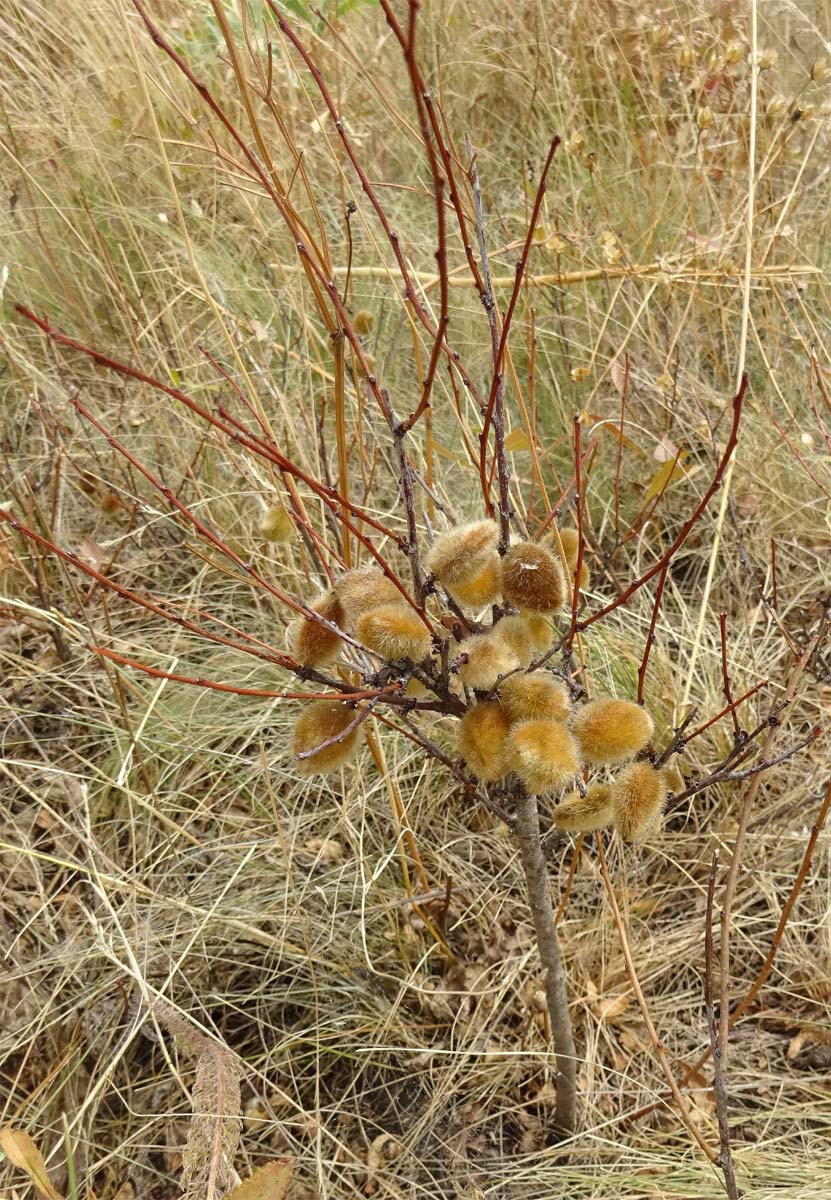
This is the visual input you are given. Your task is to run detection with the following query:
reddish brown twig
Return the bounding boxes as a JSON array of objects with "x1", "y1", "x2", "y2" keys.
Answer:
[
  {"x1": 637, "y1": 559, "x2": 670, "y2": 706},
  {"x1": 719, "y1": 612, "x2": 741, "y2": 737},
  {"x1": 613, "y1": 353, "x2": 629, "y2": 536},
  {"x1": 477, "y1": 135, "x2": 560, "y2": 539}
]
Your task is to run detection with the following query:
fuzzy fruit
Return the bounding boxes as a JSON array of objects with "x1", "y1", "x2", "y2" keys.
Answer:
[
  {"x1": 357, "y1": 604, "x2": 431, "y2": 661},
  {"x1": 289, "y1": 590, "x2": 343, "y2": 667},
  {"x1": 446, "y1": 555, "x2": 502, "y2": 608},
  {"x1": 613, "y1": 762, "x2": 667, "y2": 842},
  {"x1": 458, "y1": 701, "x2": 511, "y2": 782},
  {"x1": 426, "y1": 520, "x2": 499, "y2": 587},
  {"x1": 260, "y1": 505, "x2": 294, "y2": 543},
  {"x1": 495, "y1": 611, "x2": 554, "y2": 664},
  {"x1": 335, "y1": 567, "x2": 401, "y2": 627},
  {"x1": 457, "y1": 633, "x2": 520, "y2": 690},
  {"x1": 557, "y1": 527, "x2": 590, "y2": 590},
  {"x1": 553, "y1": 783, "x2": 614, "y2": 833},
  {"x1": 499, "y1": 672, "x2": 570, "y2": 724},
  {"x1": 571, "y1": 697, "x2": 653, "y2": 765},
  {"x1": 502, "y1": 542, "x2": 566, "y2": 612},
  {"x1": 292, "y1": 700, "x2": 361, "y2": 776},
  {"x1": 510, "y1": 720, "x2": 579, "y2": 793}
]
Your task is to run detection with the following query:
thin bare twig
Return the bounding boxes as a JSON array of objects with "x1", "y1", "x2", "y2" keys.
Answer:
[{"x1": 705, "y1": 849, "x2": 742, "y2": 1200}]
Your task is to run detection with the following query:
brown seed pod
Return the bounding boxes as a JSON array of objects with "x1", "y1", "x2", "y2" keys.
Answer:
[
  {"x1": 570, "y1": 697, "x2": 653, "y2": 766},
  {"x1": 426, "y1": 520, "x2": 499, "y2": 586},
  {"x1": 334, "y1": 567, "x2": 401, "y2": 628},
  {"x1": 553, "y1": 783, "x2": 614, "y2": 833},
  {"x1": 499, "y1": 673, "x2": 570, "y2": 724},
  {"x1": 457, "y1": 633, "x2": 520, "y2": 690},
  {"x1": 446, "y1": 555, "x2": 502, "y2": 608},
  {"x1": 353, "y1": 309, "x2": 375, "y2": 335},
  {"x1": 613, "y1": 762, "x2": 667, "y2": 842},
  {"x1": 291, "y1": 699, "x2": 361, "y2": 776},
  {"x1": 357, "y1": 604, "x2": 431, "y2": 661},
  {"x1": 509, "y1": 720, "x2": 579, "y2": 794},
  {"x1": 458, "y1": 701, "x2": 512, "y2": 782},
  {"x1": 260, "y1": 505, "x2": 294, "y2": 543},
  {"x1": 502, "y1": 542, "x2": 566, "y2": 612},
  {"x1": 495, "y1": 611, "x2": 554, "y2": 664},
  {"x1": 289, "y1": 590, "x2": 344, "y2": 667}
]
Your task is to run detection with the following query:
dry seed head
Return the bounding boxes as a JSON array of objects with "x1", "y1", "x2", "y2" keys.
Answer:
[
  {"x1": 613, "y1": 762, "x2": 667, "y2": 842},
  {"x1": 458, "y1": 701, "x2": 512, "y2": 782},
  {"x1": 334, "y1": 567, "x2": 401, "y2": 627},
  {"x1": 291, "y1": 700, "x2": 361, "y2": 776},
  {"x1": 289, "y1": 590, "x2": 343, "y2": 667},
  {"x1": 446, "y1": 555, "x2": 502, "y2": 608},
  {"x1": 357, "y1": 604, "x2": 431, "y2": 662},
  {"x1": 496, "y1": 611, "x2": 554, "y2": 663},
  {"x1": 502, "y1": 542, "x2": 566, "y2": 612},
  {"x1": 553, "y1": 784, "x2": 614, "y2": 833},
  {"x1": 426, "y1": 520, "x2": 499, "y2": 586},
  {"x1": 811, "y1": 58, "x2": 830, "y2": 83},
  {"x1": 499, "y1": 673, "x2": 570, "y2": 724},
  {"x1": 260, "y1": 504, "x2": 294, "y2": 543},
  {"x1": 756, "y1": 48, "x2": 778, "y2": 70},
  {"x1": 457, "y1": 634, "x2": 520, "y2": 690},
  {"x1": 696, "y1": 105, "x2": 713, "y2": 130},
  {"x1": 509, "y1": 720, "x2": 579, "y2": 794},
  {"x1": 353, "y1": 309, "x2": 375, "y2": 335},
  {"x1": 571, "y1": 697, "x2": 653, "y2": 765}
]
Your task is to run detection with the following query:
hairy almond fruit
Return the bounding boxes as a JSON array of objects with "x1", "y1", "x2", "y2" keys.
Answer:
[
  {"x1": 457, "y1": 633, "x2": 520, "y2": 690},
  {"x1": 571, "y1": 697, "x2": 653, "y2": 765},
  {"x1": 613, "y1": 762, "x2": 667, "y2": 842},
  {"x1": 502, "y1": 542, "x2": 566, "y2": 611},
  {"x1": 426, "y1": 520, "x2": 499, "y2": 586},
  {"x1": 289, "y1": 589, "x2": 343, "y2": 667},
  {"x1": 510, "y1": 720, "x2": 579, "y2": 793},
  {"x1": 357, "y1": 604, "x2": 431, "y2": 661},
  {"x1": 553, "y1": 783, "x2": 614, "y2": 833},
  {"x1": 446, "y1": 555, "x2": 502, "y2": 608},
  {"x1": 292, "y1": 700, "x2": 361, "y2": 776},
  {"x1": 499, "y1": 673, "x2": 570, "y2": 724},
  {"x1": 458, "y1": 701, "x2": 512, "y2": 782},
  {"x1": 335, "y1": 567, "x2": 401, "y2": 627}
]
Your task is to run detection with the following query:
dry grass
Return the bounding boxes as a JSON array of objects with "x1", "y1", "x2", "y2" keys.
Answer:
[{"x1": 2, "y1": 1, "x2": 831, "y2": 1197}]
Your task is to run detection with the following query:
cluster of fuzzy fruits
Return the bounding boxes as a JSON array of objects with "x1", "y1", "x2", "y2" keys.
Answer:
[{"x1": 287, "y1": 519, "x2": 666, "y2": 841}]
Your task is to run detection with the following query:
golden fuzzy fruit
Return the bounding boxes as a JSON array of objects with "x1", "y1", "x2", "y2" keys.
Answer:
[
  {"x1": 499, "y1": 672, "x2": 570, "y2": 724},
  {"x1": 557, "y1": 527, "x2": 590, "y2": 590},
  {"x1": 510, "y1": 720, "x2": 579, "y2": 794},
  {"x1": 357, "y1": 604, "x2": 431, "y2": 662},
  {"x1": 662, "y1": 761, "x2": 685, "y2": 794},
  {"x1": 502, "y1": 542, "x2": 566, "y2": 612},
  {"x1": 334, "y1": 567, "x2": 401, "y2": 627},
  {"x1": 353, "y1": 309, "x2": 375, "y2": 335},
  {"x1": 553, "y1": 783, "x2": 614, "y2": 833},
  {"x1": 458, "y1": 701, "x2": 512, "y2": 782},
  {"x1": 426, "y1": 520, "x2": 499, "y2": 586},
  {"x1": 495, "y1": 611, "x2": 554, "y2": 664},
  {"x1": 446, "y1": 555, "x2": 502, "y2": 608},
  {"x1": 457, "y1": 634, "x2": 520, "y2": 690},
  {"x1": 289, "y1": 590, "x2": 344, "y2": 667},
  {"x1": 570, "y1": 697, "x2": 653, "y2": 766},
  {"x1": 613, "y1": 762, "x2": 667, "y2": 842},
  {"x1": 292, "y1": 700, "x2": 361, "y2": 776},
  {"x1": 260, "y1": 504, "x2": 294, "y2": 543}
]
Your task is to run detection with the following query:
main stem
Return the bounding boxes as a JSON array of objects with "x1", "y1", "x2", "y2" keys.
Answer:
[{"x1": 513, "y1": 791, "x2": 577, "y2": 1133}]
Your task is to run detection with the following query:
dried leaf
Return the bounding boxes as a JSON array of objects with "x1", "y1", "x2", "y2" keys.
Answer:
[
  {"x1": 504, "y1": 428, "x2": 531, "y2": 453},
  {"x1": 652, "y1": 434, "x2": 680, "y2": 463},
  {"x1": 610, "y1": 356, "x2": 628, "y2": 396},
  {"x1": 586, "y1": 414, "x2": 643, "y2": 454},
  {"x1": 593, "y1": 993, "x2": 631, "y2": 1022},
  {"x1": 75, "y1": 537, "x2": 105, "y2": 571},
  {"x1": 642, "y1": 453, "x2": 689, "y2": 504},
  {"x1": 227, "y1": 1161, "x2": 294, "y2": 1200},
  {"x1": 0, "y1": 1128, "x2": 64, "y2": 1200}
]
